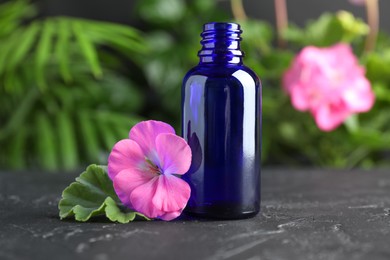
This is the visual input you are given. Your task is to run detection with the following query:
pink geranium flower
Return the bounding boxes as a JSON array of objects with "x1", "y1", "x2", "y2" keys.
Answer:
[
  {"x1": 283, "y1": 43, "x2": 375, "y2": 131},
  {"x1": 108, "y1": 120, "x2": 192, "y2": 221}
]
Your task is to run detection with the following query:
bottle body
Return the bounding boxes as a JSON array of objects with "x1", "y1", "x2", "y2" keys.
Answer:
[{"x1": 182, "y1": 63, "x2": 261, "y2": 219}]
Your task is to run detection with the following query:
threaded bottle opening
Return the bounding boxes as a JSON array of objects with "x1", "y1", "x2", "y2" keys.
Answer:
[{"x1": 198, "y1": 22, "x2": 244, "y2": 64}]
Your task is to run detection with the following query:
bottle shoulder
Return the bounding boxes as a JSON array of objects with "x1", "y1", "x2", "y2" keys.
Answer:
[{"x1": 183, "y1": 64, "x2": 260, "y2": 86}]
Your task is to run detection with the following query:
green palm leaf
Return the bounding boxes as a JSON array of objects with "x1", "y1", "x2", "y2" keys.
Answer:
[
  {"x1": 95, "y1": 117, "x2": 119, "y2": 150},
  {"x1": 8, "y1": 127, "x2": 27, "y2": 169},
  {"x1": 7, "y1": 22, "x2": 40, "y2": 72},
  {"x1": 4, "y1": 70, "x2": 23, "y2": 93},
  {"x1": 57, "y1": 111, "x2": 79, "y2": 170},
  {"x1": 0, "y1": 0, "x2": 35, "y2": 37},
  {"x1": 0, "y1": 0, "x2": 147, "y2": 170},
  {"x1": 36, "y1": 112, "x2": 59, "y2": 170},
  {"x1": 83, "y1": 20, "x2": 147, "y2": 55},
  {"x1": 0, "y1": 30, "x2": 19, "y2": 77},
  {"x1": 55, "y1": 18, "x2": 72, "y2": 83},
  {"x1": 35, "y1": 20, "x2": 54, "y2": 90},
  {"x1": 72, "y1": 20, "x2": 103, "y2": 78},
  {"x1": 0, "y1": 88, "x2": 39, "y2": 140},
  {"x1": 78, "y1": 110, "x2": 101, "y2": 162}
]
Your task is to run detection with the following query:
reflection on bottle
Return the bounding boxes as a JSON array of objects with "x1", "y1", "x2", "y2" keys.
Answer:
[
  {"x1": 183, "y1": 120, "x2": 202, "y2": 206},
  {"x1": 186, "y1": 121, "x2": 203, "y2": 175}
]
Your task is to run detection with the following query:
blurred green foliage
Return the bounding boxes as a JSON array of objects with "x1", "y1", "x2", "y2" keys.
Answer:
[
  {"x1": 0, "y1": 0, "x2": 389, "y2": 170},
  {"x1": 0, "y1": 0, "x2": 146, "y2": 170},
  {"x1": 135, "y1": 0, "x2": 228, "y2": 125}
]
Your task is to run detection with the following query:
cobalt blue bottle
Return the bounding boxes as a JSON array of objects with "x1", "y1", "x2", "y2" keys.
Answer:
[{"x1": 182, "y1": 22, "x2": 261, "y2": 219}]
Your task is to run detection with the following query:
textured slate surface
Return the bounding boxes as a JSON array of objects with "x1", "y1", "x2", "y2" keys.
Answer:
[{"x1": 1, "y1": 169, "x2": 390, "y2": 260}]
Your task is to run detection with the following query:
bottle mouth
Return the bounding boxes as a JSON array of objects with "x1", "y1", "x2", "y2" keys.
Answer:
[
  {"x1": 201, "y1": 22, "x2": 242, "y2": 42},
  {"x1": 198, "y1": 22, "x2": 244, "y2": 63},
  {"x1": 203, "y1": 22, "x2": 241, "y2": 32}
]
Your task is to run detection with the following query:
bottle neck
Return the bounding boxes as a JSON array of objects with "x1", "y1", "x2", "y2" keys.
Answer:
[{"x1": 198, "y1": 22, "x2": 244, "y2": 65}]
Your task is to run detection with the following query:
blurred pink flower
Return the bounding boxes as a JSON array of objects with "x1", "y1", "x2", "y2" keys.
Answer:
[
  {"x1": 108, "y1": 120, "x2": 192, "y2": 221},
  {"x1": 283, "y1": 43, "x2": 375, "y2": 131}
]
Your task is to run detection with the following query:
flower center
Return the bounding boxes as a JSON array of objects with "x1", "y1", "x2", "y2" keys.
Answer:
[{"x1": 145, "y1": 157, "x2": 162, "y2": 175}]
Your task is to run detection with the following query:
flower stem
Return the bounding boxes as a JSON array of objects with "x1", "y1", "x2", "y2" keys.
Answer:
[
  {"x1": 274, "y1": 0, "x2": 288, "y2": 48},
  {"x1": 231, "y1": 0, "x2": 247, "y2": 21},
  {"x1": 364, "y1": 0, "x2": 379, "y2": 52}
]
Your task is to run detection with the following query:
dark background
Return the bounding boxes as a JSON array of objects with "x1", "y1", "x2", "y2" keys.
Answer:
[{"x1": 37, "y1": 0, "x2": 390, "y2": 32}]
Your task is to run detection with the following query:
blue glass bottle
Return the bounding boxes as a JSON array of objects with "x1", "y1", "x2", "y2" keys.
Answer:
[{"x1": 181, "y1": 22, "x2": 261, "y2": 219}]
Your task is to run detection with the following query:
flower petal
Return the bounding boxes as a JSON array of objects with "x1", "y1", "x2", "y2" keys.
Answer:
[
  {"x1": 107, "y1": 139, "x2": 145, "y2": 180},
  {"x1": 129, "y1": 176, "x2": 165, "y2": 219},
  {"x1": 159, "y1": 211, "x2": 182, "y2": 221},
  {"x1": 152, "y1": 174, "x2": 191, "y2": 213},
  {"x1": 290, "y1": 83, "x2": 311, "y2": 111},
  {"x1": 129, "y1": 120, "x2": 175, "y2": 160},
  {"x1": 343, "y1": 78, "x2": 375, "y2": 112},
  {"x1": 113, "y1": 168, "x2": 156, "y2": 208},
  {"x1": 314, "y1": 103, "x2": 350, "y2": 132},
  {"x1": 155, "y1": 133, "x2": 192, "y2": 175}
]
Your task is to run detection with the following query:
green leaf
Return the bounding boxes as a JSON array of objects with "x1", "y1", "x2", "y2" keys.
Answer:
[
  {"x1": 35, "y1": 20, "x2": 54, "y2": 90},
  {"x1": 98, "y1": 33, "x2": 147, "y2": 54},
  {"x1": 0, "y1": 0, "x2": 36, "y2": 37},
  {"x1": 260, "y1": 50, "x2": 294, "y2": 79},
  {"x1": 282, "y1": 24, "x2": 305, "y2": 44},
  {"x1": 4, "y1": 69, "x2": 24, "y2": 93},
  {"x1": 336, "y1": 11, "x2": 369, "y2": 42},
  {"x1": 344, "y1": 114, "x2": 359, "y2": 133},
  {"x1": 239, "y1": 19, "x2": 273, "y2": 54},
  {"x1": 365, "y1": 50, "x2": 390, "y2": 83},
  {"x1": 191, "y1": 0, "x2": 215, "y2": 12},
  {"x1": 8, "y1": 127, "x2": 27, "y2": 169},
  {"x1": 72, "y1": 21, "x2": 103, "y2": 78},
  {"x1": 58, "y1": 164, "x2": 148, "y2": 223},
  {"x1": 145, "y1": 31, "x2": 174, "y2": 53},
  {"x1": 55, "y1": 18, "x2": 72, "y2": 83},
  {"x1": 80, "y1": 19, "x2": 141, "y2": 39},
  {"x1": 0, "y1": 87, "x2": 39, "y2": 140},
  {"x1": 57, "y1": 111, "x2": 79, "y2": 170},
  {"x1": 0, "y1": 31, "x2": 19, "y2": 77},
  {"x1": 284, "y1": 12, "x2": 367, "y2": 47},
  {"x1": 78, "y1": 110, "x2": 101, "y2": 162},
  {"x1": 95, "y1": 118, "x2": 119, "y2": 150},
  {"x1": 83, "y1": 21, "x2": 147, "y2": 54},
  {"x1": 372, "y1": 82, "x2": 390, "y2": 102},
  {"x1": 50, "y1": 85, "x2": 74, "y2": 109},
  {"x1": 70, "y1": 19, "x2": 147, "y2": 61},
  {"x1": 7, "y1": 22, "x2": 39, "y2": 72},
  {"x1": 351, "y1": 130, "x2": 390, "y2": 150},
  {"x1": 306, "y1": 13, "x2": 344, "y2": 46},
  {"x1": 35, "y1": 112, "x2": 59, "y2": 170}
]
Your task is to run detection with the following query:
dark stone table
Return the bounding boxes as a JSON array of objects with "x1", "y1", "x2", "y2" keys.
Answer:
[{"x1": 1, "y1": 169, "x2": 390, "y2": 260}]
